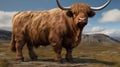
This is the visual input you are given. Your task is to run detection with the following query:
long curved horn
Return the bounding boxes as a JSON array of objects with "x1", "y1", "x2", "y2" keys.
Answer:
[
  {"x1": 91, "y1": 0, "x2": 111, "y2": 11},
  {"x1": 56, "y1": 0, "x2": 71, "y2": 10}
]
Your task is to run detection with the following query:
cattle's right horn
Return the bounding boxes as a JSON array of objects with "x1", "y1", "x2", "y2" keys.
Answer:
[
  {"x1": 91, "y1": 0, "x2": 111, "y2": 11},
  {"x1": 56, "y1": 0, "x2": 71, "y2": 10}
]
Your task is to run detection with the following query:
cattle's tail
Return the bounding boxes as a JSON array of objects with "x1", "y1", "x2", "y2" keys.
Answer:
[{"x1": 9, "y1": 34, "x2": 16, "y2": 52}]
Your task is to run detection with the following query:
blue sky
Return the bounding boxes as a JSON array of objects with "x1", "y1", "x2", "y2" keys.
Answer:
[
  {"x1": 0, "y1": 0, "x2": 119, "y2": 11},
  {"x1": 0, "y1": 0, "x2": 120, "y2": 37}
]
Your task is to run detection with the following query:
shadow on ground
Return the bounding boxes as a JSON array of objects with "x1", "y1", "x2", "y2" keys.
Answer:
[
  {"x1": 73, "y1": 58, "x2": 115, "y2": 65},
  {"x1": 22, "y1": 58, "x2": 115, "y2": 65}
]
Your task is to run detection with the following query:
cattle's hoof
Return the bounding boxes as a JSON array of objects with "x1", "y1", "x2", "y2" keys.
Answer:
[
  {"x1": 31, "y1": 58, "x2": 38, "y2": 61},
  {"x1": 54, "y1": 59, "x2": 64, "y2": 64},
  {"x1": 66, "y1": 58, "x2": 75, "y2": 63},
  {"x1": 57, "y1": 60, "x2": 64, "y2": 64},
  {"x1": 16, "y1": 58, "x2": 24, "y2": 62}
]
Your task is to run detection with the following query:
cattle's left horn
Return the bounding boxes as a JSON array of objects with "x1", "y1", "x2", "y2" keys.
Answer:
[
  {"x1": 56, "y1": 0, "x2": 71, "y2": 10},
  {"x1": 91, "y1": 0, "x2": 111, "y2": 11}
]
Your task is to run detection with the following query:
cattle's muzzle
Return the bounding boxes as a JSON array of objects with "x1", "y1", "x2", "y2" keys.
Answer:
[
  {"x1": 77, "y1": 18, "x2": 88, "y2": 27},
  {"x1": 78, "y1": 18, "x2": 87, "y2": 23}
]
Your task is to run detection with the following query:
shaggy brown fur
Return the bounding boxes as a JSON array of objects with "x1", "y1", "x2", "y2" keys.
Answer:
[{"x1": 10, "y1": 3, "x2": 95, "y2": 62}]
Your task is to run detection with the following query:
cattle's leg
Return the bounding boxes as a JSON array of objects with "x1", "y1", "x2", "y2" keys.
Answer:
[
  {"x1": 49, "y1": 31, "x2": 63, "y2": 62},
  {"x1": 15, "y1": 40, "x2": 25, "y2": 61},
  {"x1": 65, "y1": 48, "x2": 74, "y2": 63},
  {"x1": 27, "y1": 44, "x2": 38, "y2": 60},
  {"x1": 52, "y1": 44, "x2": 62, "y2": 63}
]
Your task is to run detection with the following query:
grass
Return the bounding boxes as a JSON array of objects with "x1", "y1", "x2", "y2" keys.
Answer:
[
  {"x1": 0, "y1": 40, "x2": 120, "y2": 67},
  {"x1": 0, "y1": 59, "x2": 12, "y2": 67}
]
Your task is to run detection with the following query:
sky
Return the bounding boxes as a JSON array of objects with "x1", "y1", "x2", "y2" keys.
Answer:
[{"x1": 0, "y1": 0, "x2": 120, "y2": 37}]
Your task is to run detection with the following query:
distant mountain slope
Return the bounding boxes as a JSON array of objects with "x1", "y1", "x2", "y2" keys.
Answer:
[
  {"x1": 0, "y1": 30, "x2": 119, "y2": 45},
  {"x1": 0, "y1": 30, "x2": 11, "y2": 40},
  {"x1": 112, "y1": 37, "x2": 120, "y2": 42},
  {"x1": 81, "y1": 34, "x2": 120, "y2": 45}
]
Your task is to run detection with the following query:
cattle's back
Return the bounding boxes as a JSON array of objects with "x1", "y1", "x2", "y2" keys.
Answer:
[{"x1": 12, "y1": 8, "x2": 68, "y2": 47}]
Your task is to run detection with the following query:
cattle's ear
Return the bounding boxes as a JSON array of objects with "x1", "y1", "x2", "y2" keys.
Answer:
[
  {"x1": 66, "y1": 11, "x2": 73, "y2": 17},
  {"x1": 88, "y1": 11, "x2": 95, "y2": 17}
]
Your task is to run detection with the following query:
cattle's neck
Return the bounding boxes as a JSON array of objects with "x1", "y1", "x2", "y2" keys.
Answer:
[{"x1": 63, "y1": 11, "x2": 85, "y2": 39}]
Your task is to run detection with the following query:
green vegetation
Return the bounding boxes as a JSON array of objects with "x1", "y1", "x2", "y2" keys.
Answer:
[{"x1": 0, "y1": 40, "x2": 120, "y2": 67}]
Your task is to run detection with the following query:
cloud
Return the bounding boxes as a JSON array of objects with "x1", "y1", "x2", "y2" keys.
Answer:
[
  {"x1": 91, "y1": 26, "x2": 105, "y2": 32},
  {"x1": 99, "y1": 9, "x2": 120, "y2": 23},
  {"x1": 84, "y1": 26, "x2": 105, "y2": 34},
  {"x1": 84, "y1": 26, "x2": 120, "y2": 38},
  {"x1": 101, "y1": 30, "x2": 120, "y2": 37},
  {"x1": 0, "y1": 11, "x2": 17, "y2": 31}
]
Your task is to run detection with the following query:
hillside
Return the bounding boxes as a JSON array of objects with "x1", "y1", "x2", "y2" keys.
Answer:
[
  {"x1": 0, "y1": 30, "x2": 119, "y2": 44},
  {"x1": 81, "y1": 34, "x2": 120, "y2": 45},
  {"x1": 0, "y1": 30, "x2": 11, "y2": 40}
]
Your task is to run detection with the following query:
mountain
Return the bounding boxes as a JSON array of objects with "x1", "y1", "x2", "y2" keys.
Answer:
[
  {"x1": 112, "y1": 37, "x2": 120, "y2": 42},
  {"x1": 0, "y1": 30, "x2": 119, "y2": 45},
  {"x1": 81, "y1": 34, "x2": 120, "y2": 45},
  {"x1": 0, "y1": 30, "x2": 11, "y2": 40}
]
